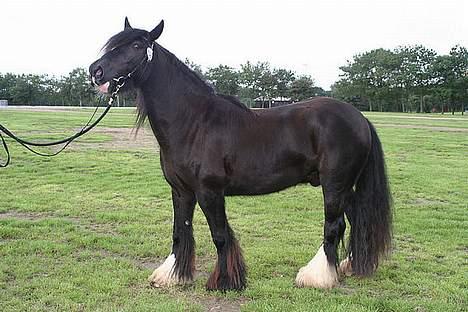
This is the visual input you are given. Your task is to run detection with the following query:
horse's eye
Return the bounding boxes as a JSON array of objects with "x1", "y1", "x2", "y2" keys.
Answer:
[{"x1": 133, "y1": 43, "x2": 140, "y2": 49}]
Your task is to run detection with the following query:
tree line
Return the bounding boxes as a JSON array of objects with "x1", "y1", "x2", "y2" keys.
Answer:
[
  {"x1": 0, "y1": 61, "x2": 326, "y2": 108},
  {"x1": 1, "y1": 44, "x2": 466, "y2": 113},
  {"x1": 0, "y1": 68, "x2": 95, "y2": 106},
  {"x1": 332, "y1": 45, "x2": 468, "y2": 114},
  {"x1": 185, "y1": 60, "x2": 327, "y2": 107}
]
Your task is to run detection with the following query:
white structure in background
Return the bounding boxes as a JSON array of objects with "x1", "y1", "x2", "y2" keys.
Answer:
[{"x1": 0, "y1": 100, "x2": 8, "y2": 108}]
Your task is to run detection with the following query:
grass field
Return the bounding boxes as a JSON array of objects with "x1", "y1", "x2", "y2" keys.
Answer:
[{"x1": 1, "y1": 107, "x2": 467, "y2": 311}]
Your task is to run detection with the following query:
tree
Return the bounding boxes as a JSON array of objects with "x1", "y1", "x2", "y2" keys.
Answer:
[
  {"x1": 272, "y1": 68, "x2": 295, "y2": 99},
  {"x1": 239, "y1": 62, "x2": 297, "y2": 107},
  {"x1": 183, "y1": 58, "x2": 205, "y2": 78},
  {"x1": 289, "y1": 75, "x2": 318, "y2": 102},
  {"x1": 447, "y1": 45, "x2": 468, "y2": 114},
  {"x1": 432, "y1": 46, "x2": 468, "y2": 114},
  {"x1": 332, "y1": 45, "x2": 465, "y2": 113},
  {"x1": 9, "y1": 74, "x2": 46, "y2": 105},
  {"x1": 61, "y1": 68, "x2": 94, "y2": 106},
  {"x1": 10, "y1": 76, "x2": 33, "y2": 104},
  {"x1": 350, "y1": 49, "x2": 400, "y2": 111},
  {"x1": 0, "y1": 73, "x2": 18, "y2": 103},
  {"x1": 239, "y1": 61, "x2": 272, "y2": 106},
  {"x1": 205, "y1": 65, "x2": 239, "y2": 96},
  {"x1": 395, "y1": 45, "x2": 437, "y2": 112}
]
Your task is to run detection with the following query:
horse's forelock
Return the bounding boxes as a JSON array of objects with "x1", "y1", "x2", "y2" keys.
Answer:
[{"x1": 102, "y1": 29, "x2": 149, "y2": 53}]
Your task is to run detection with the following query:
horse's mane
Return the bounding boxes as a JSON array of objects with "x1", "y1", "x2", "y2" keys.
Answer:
[
  {"x1": 103, "y1": 29, "x2": 251, "y2": 127},
  {"x1": 217, "y1": 94, "x2": 252, "y2": 113},
  {"x1": 157, "y1": 45, "x2": 215, "y2": 95},
  {"x1": 161, "y1": 53, "x2": 251, "y2": 113}
]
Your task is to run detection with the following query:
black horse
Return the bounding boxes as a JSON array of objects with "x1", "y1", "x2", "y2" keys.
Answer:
[{"x1": 89, "y1": 18, "x2": 392, "y2": 291}]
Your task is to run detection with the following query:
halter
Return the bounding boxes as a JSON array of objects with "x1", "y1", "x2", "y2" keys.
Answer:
[{"x1": 108, "y1": 42, "x2": 154, "y2": 104}]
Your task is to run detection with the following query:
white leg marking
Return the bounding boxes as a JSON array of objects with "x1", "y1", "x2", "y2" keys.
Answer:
[
  {"x1": 339, "y1": 255, "x2": 354, "y2": 277},
  {"x1": 148, "y1": 254, "x2": 180, "y2": 287},
  {"x1": 295, "y1": 245, "x2": 339, "y2": 289}
]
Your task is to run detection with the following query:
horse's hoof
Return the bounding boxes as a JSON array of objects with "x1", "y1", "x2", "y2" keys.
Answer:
[
  {"x1": 338, "y1": 257, "x2": 354, "y2": 277},
  {"x1": 148, "y1": 254, "x2": 183, "y2": 288},
  {"x1": 295, "y1": 246, "x2": 339, "y2": 289}
]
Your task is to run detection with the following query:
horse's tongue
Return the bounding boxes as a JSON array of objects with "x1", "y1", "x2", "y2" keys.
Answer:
[{"x1": 99, "y1": 82, "x2": 110, "y2": 93}]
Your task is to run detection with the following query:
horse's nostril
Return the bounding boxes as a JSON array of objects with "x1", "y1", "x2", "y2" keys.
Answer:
[{"x1": 94, "y1": 67, "x2": 103, "y2": 80}]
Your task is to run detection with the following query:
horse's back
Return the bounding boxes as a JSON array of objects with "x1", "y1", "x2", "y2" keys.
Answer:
[
  {"x1": 252, "y1": 97, "x2": 371, "y2": 187},
  {"x1": 255, "y1": 97, "x2": 370, "y2": 148},
  {"x1": 222, "y1": 97, "x2": 370, "y2": 194},
  {"x1": 257, "y1": 97, "x2": 365, "y2": 122}
]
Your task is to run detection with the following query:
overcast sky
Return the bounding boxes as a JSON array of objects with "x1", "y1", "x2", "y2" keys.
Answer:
[{"x1": 1, "y1": 0, "x2": 467, "y2": 89}]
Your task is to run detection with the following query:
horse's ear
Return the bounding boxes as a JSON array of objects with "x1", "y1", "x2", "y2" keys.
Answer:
[
  {"x1": 149, "y1": 20, "x2": 164, "y2": 41},
  {"x1": 124, "y1": 17, "x2": 132, "y2": 30}
]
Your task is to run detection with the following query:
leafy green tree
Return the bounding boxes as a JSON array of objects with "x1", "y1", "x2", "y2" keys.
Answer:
[
  {"x1": 272, "y1": 68, "x2": 295, "y2": 99},
  {"x1": 395, "y1": 45, "x2": 437, "y2": 112},
  {"x1": 61, "y1": 68, "x2": 94, "y2": 106},
  {"x1": 332, "y1": 45, "x2": 466, "y2": 113},
  {"x1": 289, "y1": 75, "x2": 318, "y2": 102},
  {"x1": 10, "y1": 76, "x2": 33, "y2": 104},
  {"x1": 0, "y1": 73, "x2": 18, "y2": 102},
  {"x1": 9, "y1": 74, "x2": 46, "y2": 105},
  {"x1": 353, "y1": 49, "x2": 400, "y2": 111},
  {"x1": 446, "y1": 45, "x2": 468, "y2": 114},
  {"x1": 183, "y1": 58, "x2": 205, "y2": 78},
  {"x1": 240, "y1": 61, "x2": 272, "y2": 106},
  {"x1": 205, "y1": 65, "x2": 239, "y2": 96},
  {"x1": 431, "y1": 46, "x2": 468, "y2": 114},
  {"x1": 239, "y1": 62, "x2": 298, "y2": 107}
]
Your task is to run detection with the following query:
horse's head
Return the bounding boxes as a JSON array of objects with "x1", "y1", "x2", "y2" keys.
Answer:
[{"x1": 89, "y1": 17, "x2": 164, "y2": 94}]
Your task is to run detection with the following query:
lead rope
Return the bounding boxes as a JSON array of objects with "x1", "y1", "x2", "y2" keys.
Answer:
[
  {"x1": 0, "y1": 42, "x2": 154, "y2": 168},
  {"x1": 0, "y1": 83, "x2": 122, "y2": 168}
]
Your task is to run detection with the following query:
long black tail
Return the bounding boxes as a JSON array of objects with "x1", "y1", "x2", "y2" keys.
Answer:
[{"x1": 348, "y1": 119, "x2": 393, "y2": 276}]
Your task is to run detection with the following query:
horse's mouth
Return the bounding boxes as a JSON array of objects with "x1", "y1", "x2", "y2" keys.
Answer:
[
  {"x1": 97, "y1": 81, "x2": 110, "y2": 94},
  {"x1": 91, "y1": 76, "x2": 111, "y2": 94}
]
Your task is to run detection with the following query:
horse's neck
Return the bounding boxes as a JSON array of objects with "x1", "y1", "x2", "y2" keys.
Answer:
[{"x1": 139, "y1": 47, "x2": 212, "y2": 150}]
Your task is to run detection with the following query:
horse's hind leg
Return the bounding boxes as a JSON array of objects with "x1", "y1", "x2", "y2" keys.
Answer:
[
  {"x1": 296, "y1": 185, "x2": 352, "y2": 288},
  {"x1": 196, "y1": 189, "x2": 246, "y2": 291},
  {"x1": 339, "y1": 204, "x2": 355, "y2": 277},
  {"x1": 149, "y1": 189, "x2": 196, "y2": 287}
]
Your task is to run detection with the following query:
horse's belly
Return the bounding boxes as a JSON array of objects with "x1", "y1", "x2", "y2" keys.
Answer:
[{"x1": 224, "y1": 168, "x2": 310, "y2": 196}]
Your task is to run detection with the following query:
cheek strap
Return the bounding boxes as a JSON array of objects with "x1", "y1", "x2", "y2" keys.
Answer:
[{"x1": 111, "y1": 42, "x2": 154, "y2": 90}]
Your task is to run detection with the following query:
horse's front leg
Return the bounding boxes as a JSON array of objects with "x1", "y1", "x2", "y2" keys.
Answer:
[
  {"x1": 197, "y1": 189, "x2": 246, "y2": 291},
  {"x1": 149, "y1": 189, "x2": 196, "y2": 287}
]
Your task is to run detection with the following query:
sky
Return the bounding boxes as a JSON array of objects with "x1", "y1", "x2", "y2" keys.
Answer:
[{"x1": 1, "y1": 0, "x2": 467, "y2": 89}]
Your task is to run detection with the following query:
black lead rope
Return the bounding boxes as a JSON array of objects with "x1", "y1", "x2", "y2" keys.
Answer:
[
  {"x1": 0, "y1": 93, "x2": 117, "y2": 168},
  {"x1": 0, "y1": 41, "x2": 154, "y2": 168}
]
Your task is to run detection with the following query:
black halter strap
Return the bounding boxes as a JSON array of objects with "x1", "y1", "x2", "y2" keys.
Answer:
[{"x1": 109, "y1": 41, "x2": 154, "y2": 90}]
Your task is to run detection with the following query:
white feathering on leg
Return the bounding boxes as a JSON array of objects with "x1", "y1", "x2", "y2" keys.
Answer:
[
  {"x1": 149, "y1": 254, "x2": 180, "y2": 287},
  {"x1": 295, "y1": 245, "x2": 339, "y2": 289}
]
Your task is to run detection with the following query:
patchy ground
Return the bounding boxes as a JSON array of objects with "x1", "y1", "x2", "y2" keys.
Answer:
[{"x1": 73, "y1": 127, "x2": 159, "y2": 151}]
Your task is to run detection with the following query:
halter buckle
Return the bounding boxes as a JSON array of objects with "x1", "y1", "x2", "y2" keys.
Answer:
[{"x1": 147, "y1": 44, "x2": 154, "y2": 62}]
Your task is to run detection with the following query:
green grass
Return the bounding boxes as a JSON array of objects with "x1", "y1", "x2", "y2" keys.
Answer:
[{"x1": 0, "y1": 108, "x2": 467, "y2": 311}]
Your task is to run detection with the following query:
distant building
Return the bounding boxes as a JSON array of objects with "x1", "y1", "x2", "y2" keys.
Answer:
[
  {"x1": 0, "y1": 100, "x2": 8, "y2": 108},
  {"x1": 253, "y1": 97, "x2": 292, "y2": 108}
]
